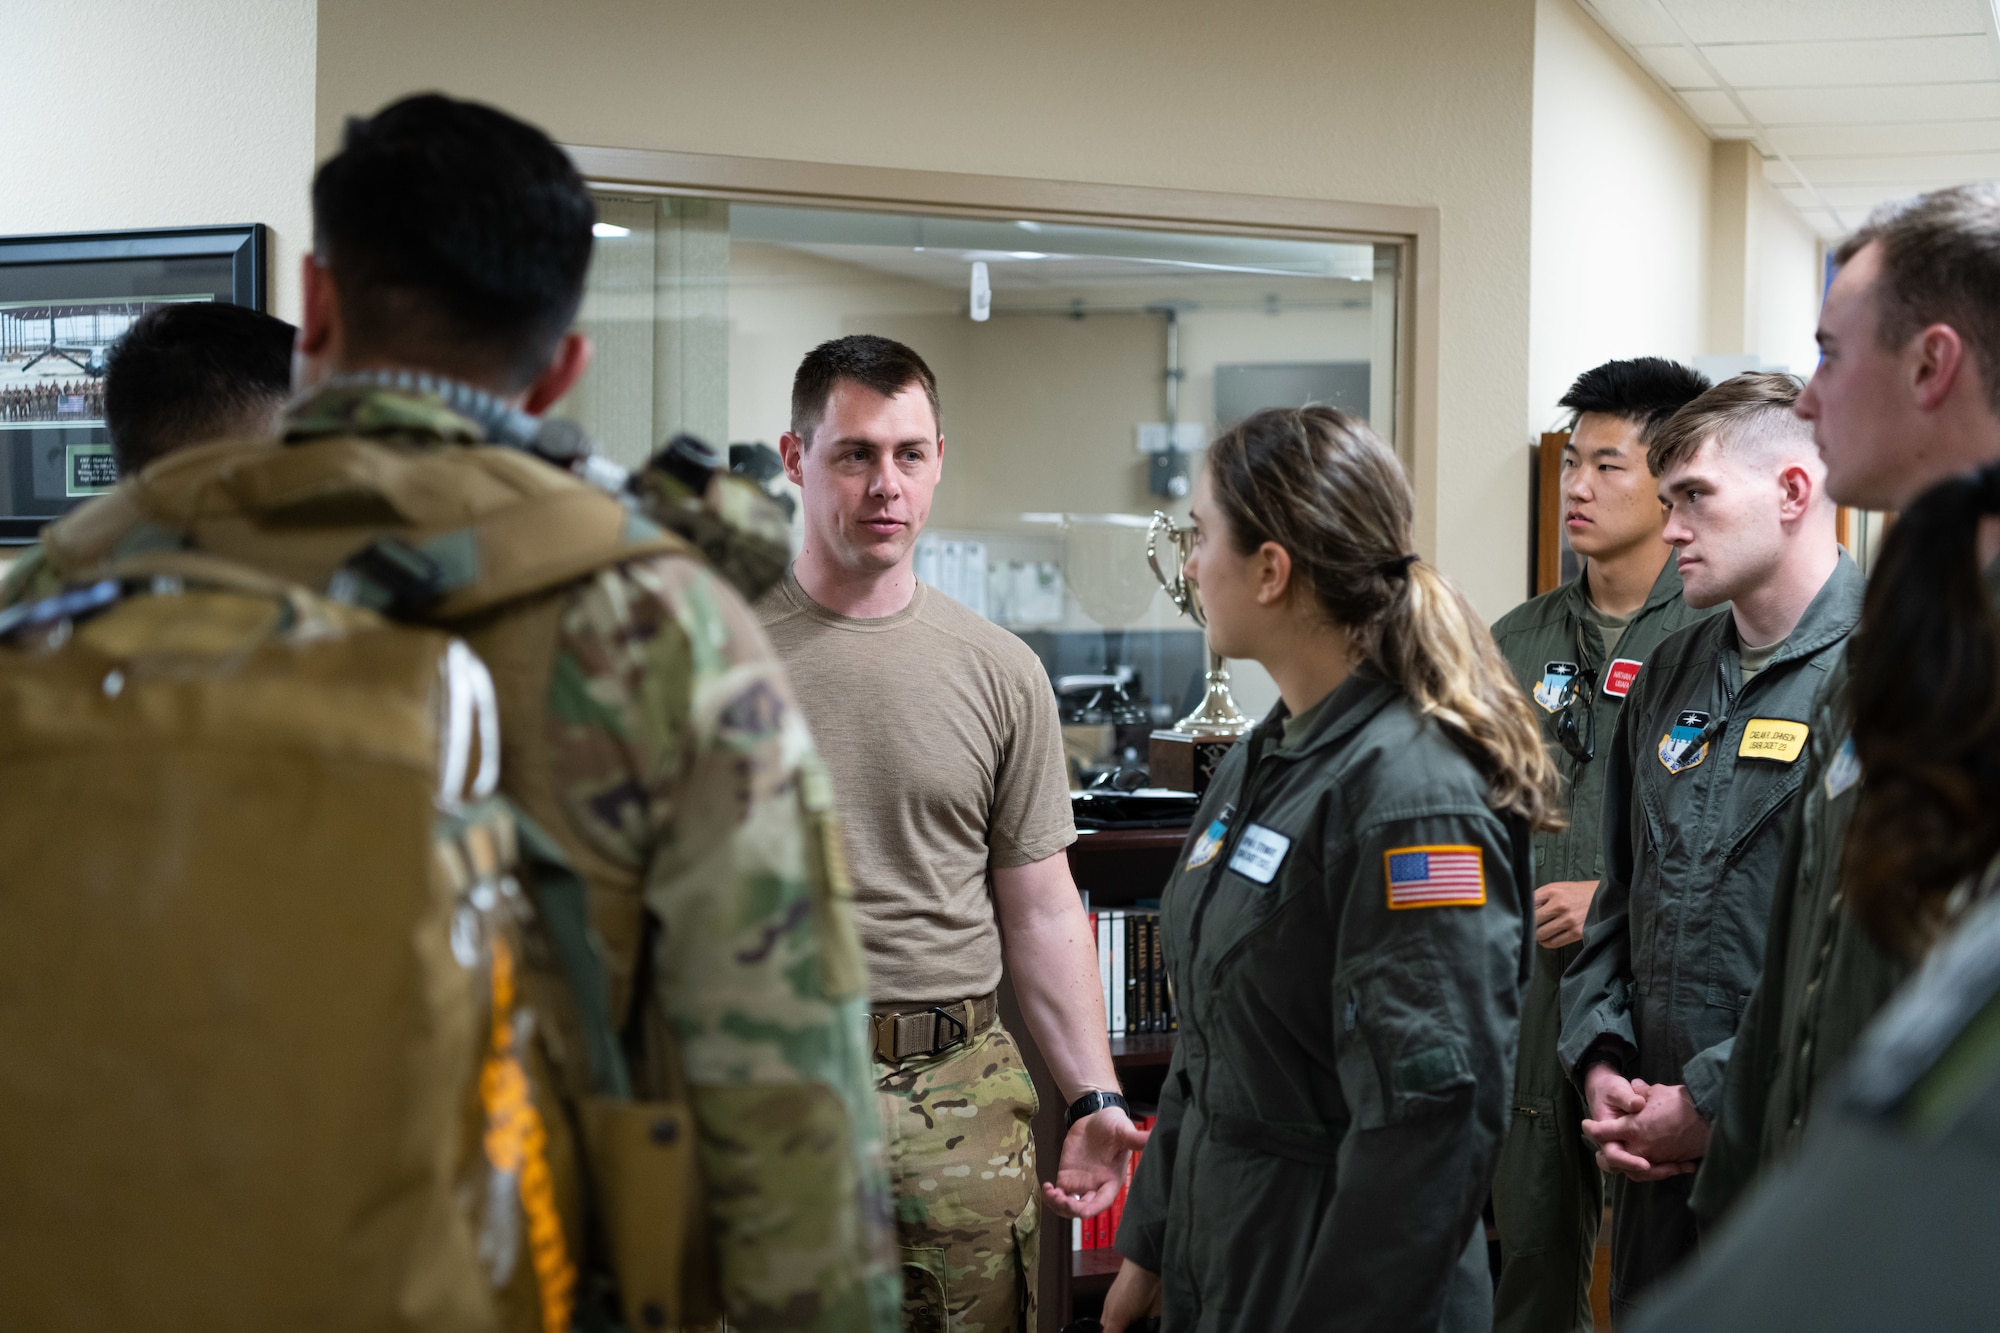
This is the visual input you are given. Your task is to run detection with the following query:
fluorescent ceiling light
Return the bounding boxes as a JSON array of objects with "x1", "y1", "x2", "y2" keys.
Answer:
[
  {"x1": 1008, "y1": 251, "x2": 1049, "y2": 260},
  {"x1": 592, "y1": 223, "x2": 631, "y2": 238}
]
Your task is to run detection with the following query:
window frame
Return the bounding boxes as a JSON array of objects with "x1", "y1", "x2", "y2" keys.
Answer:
[{"x1": 564, "y1": 144, "x2": 1442, "y2": 555}]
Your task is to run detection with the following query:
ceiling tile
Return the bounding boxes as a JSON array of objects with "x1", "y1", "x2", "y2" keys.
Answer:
[
  {"x1": 1580, "y1": 0, "x2": 1682, "y2": 48},
  {"x1": 1677, "y1": 87, "x2": 1753, "y2": 126},
  {"x1": 1655, "y1": 0, "x2": 1986, "y2": 45},
  {"x1": 1777, "y1": 149, "x2": 2000, "y2": 183},
  {"x1": 1634, "y1": 43, "x2": 1714, "y2": 87},
  {"x1": 1765, "y1": 119, "x2": 2000, "y2": 155},
  {"x1": 1700, "y1": 34, "x2": 1997, "y2": 87},
  {"x1": 1742, "y1": 81, "x2": 2000, "y2": 124},
  {"x1": 1787, "y1": 181, "x2": 1968, "y2": 207}
]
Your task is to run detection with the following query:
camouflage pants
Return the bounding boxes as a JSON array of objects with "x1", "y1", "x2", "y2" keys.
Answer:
[{"x1": 876, "y1": 1020, "x2": 1040, "y2": 1333}]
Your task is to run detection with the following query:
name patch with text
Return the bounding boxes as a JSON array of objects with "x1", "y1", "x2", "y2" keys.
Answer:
[
  {"x1": 1229, "y1": 824, "x2": 1292, "y2": 885},
  {"x1": 1738, "y1": 718, "x2": 1809, "y2": 763}
]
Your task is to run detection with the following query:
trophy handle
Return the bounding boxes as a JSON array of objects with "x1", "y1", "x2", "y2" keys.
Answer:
[
  {"x1": 1146, "y1": 511, "x2": 1179, "y2": 607},
  {"x1": 1147, "y1": 510, "x2": 1205, "y2": 628}
]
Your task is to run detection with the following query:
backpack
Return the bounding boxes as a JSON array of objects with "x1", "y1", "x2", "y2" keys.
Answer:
[{"x1": 0, "y1": 467, "x2": 706, "y2": 1328}]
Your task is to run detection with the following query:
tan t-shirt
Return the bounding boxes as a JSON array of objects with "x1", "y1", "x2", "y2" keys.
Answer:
[{"x1": 756, "y1": 568, "x2": 1076, "y2": 1002}]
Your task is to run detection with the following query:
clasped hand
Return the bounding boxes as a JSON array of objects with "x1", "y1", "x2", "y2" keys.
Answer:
[{"x1": 1581, "y1": 1064, "x2": 1708, "y2": 1181}]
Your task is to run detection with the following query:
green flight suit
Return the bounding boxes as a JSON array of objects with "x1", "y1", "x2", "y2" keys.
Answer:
[
  {"x1": 1687, "y1": 649, "x2": 1909, "y2": 1226},
  {"x1": 1691, "y1": 561, "x2": 2000, "y2": 1227},
  {"x1": 1559, "y1": 553, "x2": 1863, "y2": 1317},
  {"x1": 1115, "y1": 667, "x2": 1532, "y2": 1332},
  {"x1": 1628, "y1": 884, "x2": 2000, "y2": 1332},
  {"x1": 1488, "y1": 559, "x2": 1716, "y2": 1333}
]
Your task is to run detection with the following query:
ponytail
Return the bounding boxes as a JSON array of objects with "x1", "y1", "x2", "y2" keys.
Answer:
[
  {"x1": 1207, "y1": 407, "x2": 1564, "y2": 832},
  {"x1": 1844, "y1": 461, "x2": 2000, "y2": 957},
  {"x1": 1384, "y1": 560, "x2": 1565, "y2": 831}
]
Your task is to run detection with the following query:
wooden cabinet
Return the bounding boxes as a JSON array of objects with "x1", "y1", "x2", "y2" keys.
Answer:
[{"x1": 1007, "y1": 824, "x2": 1187, "y2": 1327}]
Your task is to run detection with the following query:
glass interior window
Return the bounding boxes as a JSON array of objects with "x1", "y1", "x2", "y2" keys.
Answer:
[{"x1": 565, "y1": 193, "x2": 1401, "y2": 788}]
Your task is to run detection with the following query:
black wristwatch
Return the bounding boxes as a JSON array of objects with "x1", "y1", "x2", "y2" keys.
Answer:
[{"x1": 1064, "y1": 1090, "x2": 1131, "y2": 1131}]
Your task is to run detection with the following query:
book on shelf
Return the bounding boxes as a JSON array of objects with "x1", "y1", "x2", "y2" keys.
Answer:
[
  {"x1": 1087, "y1": 907, "x2": 1177, "y2": 1037},
  {"x1": 1070, "y1": 1113, "x2": 1157, "y2": 1252}
]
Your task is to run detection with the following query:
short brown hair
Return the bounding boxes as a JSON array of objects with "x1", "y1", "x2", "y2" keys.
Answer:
[
  {"x1": 1835, "y1": 183, "x2": 2000, "y2": 413},
  {"x1": 1646, "y1": 371, "x2": 1809, "y2": 476},
  {"x1": 789, "y1": 334, "x2": 941, "y2": 446}
]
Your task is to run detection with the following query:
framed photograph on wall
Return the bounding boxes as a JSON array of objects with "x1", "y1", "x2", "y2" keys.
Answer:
[{"x1": 0, "y1": 224, "x2": 265, "y2": 543}]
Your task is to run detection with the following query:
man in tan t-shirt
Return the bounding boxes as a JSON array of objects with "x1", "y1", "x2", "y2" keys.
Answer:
[{"x1": 760, "y1": 334, "x2": 1144, "y2": 1333}]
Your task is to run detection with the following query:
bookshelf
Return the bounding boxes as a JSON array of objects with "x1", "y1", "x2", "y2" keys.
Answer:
[{"x1": 1020, "y1": 822, "x2": 1187, "y2": 1324}]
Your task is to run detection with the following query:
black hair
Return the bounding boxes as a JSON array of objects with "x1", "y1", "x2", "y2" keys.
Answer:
[
  {"x1": 103, "y1": 302, "x2": 296, "y2": 473},
  {"x1": 1845, "y1": 460, "x2": 2000, "y2": 957},
  {"x1": 1558, "y1": 357, "x2": 1713, "y2": 446},
  {"x1": 310, "y1": 93, "x2": 595, "y2": 388},
  {"x1": 790, "y1": 334, "x2": 941, "y2": 445}
]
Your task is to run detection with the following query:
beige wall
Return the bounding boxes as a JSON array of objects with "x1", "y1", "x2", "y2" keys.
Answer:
[
  {"x1": 1528, "y1": 0, "x2": 1712, "y2": 436},
  {"x1": 1, "y1": 0, "x2": 319, "y2": 322},
  {"x1": 316, "y1": 0, "x2": 1540, "y2": 619},
  {"x1": 1527, "y1": 0, "x2": 1827, "y2": 543},
  {"x1": 1753, "y1": 171, "x2": 1825, "y2": 376}
]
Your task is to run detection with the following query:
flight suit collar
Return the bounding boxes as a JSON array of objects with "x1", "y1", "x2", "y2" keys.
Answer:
[
  {"x1": 1264, "y1": 665, "x2": 1400, "y2": 761},
  {"x1": 1730, "y1": 550, "x2": 1865, "y2": 676},
  {"x1": 1557, "y1": 554, "x2": 1685, "y2": 671}
]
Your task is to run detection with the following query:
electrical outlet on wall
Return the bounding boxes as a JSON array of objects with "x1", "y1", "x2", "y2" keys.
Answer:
[{"x1": 1135, "y1": 422, "x2": 1207, "y2": 454}]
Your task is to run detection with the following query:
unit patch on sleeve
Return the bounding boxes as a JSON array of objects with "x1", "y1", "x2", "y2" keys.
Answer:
[
  {"x1": 1186, "y1": 816, "x2": 1230, "y2": 870},
  {"x1": 1533, "y1": 661, "x2": 1581, "y2": 712},
  {"x1": 1658, "y1": 709, "x2": 1712, "y2": 774},
  {"x1": 1603, "y1": 658, "x2": 1642, "y2": 698},
  {"x1": 1384, "y1": 845, "x2": 1487, "y2": 909},
  {"x1": 1825, "y1": 734, "x2": 1862, "y2": 799},
  {"x1": 1738, "y1": 718, "x2": 1810, "y2": 763}
]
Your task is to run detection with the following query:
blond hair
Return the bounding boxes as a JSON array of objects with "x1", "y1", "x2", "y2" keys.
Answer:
[
  {"x1": 1647, "y1": 371, "x2": 1810, "y2": 476},
  {"x1": 1206, "y1": 406, "x2": 1564, "y2": 831}
]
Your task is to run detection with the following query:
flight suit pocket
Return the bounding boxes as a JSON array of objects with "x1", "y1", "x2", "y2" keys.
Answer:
[
  {"x1": 1494, "y1": 1097, "x2": 1562, "y2": 1256},
  {"x1": 1334, "y1": 938, "x2": 1475, "y2": 1130}
]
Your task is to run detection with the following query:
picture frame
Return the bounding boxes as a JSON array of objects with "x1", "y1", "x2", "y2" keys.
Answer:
[{"x1": 0, "y1": 224, "x2": 266, "y2": 543}]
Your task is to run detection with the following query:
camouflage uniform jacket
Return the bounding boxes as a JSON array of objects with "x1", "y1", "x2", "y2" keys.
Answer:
[{"x1": 0, "y1": 385, "x2": 900, "y2": 1331}]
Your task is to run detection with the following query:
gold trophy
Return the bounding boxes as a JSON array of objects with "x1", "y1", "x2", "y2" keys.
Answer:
[{"x1": 1146, "y1": 511, "x2": 1251, "y2": 792}]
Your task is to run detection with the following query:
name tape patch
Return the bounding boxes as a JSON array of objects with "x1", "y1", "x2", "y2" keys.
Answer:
[
  {"x1": 1228, "y1": 824, "x2": 1291, "y2": 885},
  {"x1": 1739, "y1": 718, "x2": 1810, "y2": 763},
  {"x1": 1385, "y1": 845, "x2": 1486, "y2": 910},
  {"x1": 1603, "y1": 658, "x2": 1642, "y2": 698}
]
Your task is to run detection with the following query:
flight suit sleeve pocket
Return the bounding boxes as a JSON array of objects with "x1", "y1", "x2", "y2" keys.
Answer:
[{"x1": 1334, "y1": 937, "x2": 1476, "y2": 1131}]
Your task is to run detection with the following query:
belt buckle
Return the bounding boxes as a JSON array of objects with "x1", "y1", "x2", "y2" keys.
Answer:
[{"x1": 929, "y1": 1004, "x2": 968, "y2": 1055}]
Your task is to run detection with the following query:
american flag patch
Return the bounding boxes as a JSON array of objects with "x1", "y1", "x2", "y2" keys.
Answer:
[{"x1": 1384, "y1": 845, "x2": 1486, "y2": 909}]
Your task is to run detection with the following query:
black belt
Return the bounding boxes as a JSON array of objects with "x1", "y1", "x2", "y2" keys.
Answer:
[{"x1": 869, "y1": 993, "x2": 998, "y2": 1064}]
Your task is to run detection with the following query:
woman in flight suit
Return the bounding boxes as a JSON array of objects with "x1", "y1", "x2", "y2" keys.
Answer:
[{"x1": 1099, "y1": 406, "x2": 1562, "y2": 1332}]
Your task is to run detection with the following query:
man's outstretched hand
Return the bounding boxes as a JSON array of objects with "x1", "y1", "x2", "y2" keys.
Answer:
[
  {"x1": 1582, "y1": 1071, "x2": 1707, "y2": 1181},
  {"x1": 1039, "y1": 1106, "x2": 1151, "y2": 1219}
]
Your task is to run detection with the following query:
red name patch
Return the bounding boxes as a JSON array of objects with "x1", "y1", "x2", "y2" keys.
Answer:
[{"x1": 1603, "y1": 658, "x2": 1642, "y2": 698}]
